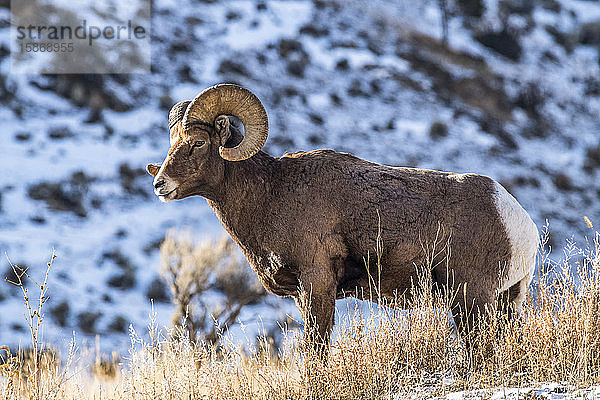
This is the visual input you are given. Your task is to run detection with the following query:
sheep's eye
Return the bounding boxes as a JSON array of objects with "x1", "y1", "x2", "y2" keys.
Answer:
[{"x1": 188, "y1": 140, "x2": 205, "y2": 156}]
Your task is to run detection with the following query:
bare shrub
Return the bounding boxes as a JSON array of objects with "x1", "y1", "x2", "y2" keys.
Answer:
[
  {"x1": 159, "y1": 231, "x2": 267, "y2": 345},
  {"x1": 1, "y1": 252, "x2": 76, "y2": 400}
]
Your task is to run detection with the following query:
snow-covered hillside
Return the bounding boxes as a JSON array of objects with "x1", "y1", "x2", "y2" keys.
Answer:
[{"x1": 0, "y1": 0, "x2": 599, "y2": 352}]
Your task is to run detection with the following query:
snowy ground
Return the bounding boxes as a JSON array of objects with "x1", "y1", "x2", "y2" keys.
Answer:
[
  {"x1": 409, "y1": 384, "x2": 600, "y2": 399},
  {"x1": 0, "y1": 0, "x2": 599, "y2": 359}
]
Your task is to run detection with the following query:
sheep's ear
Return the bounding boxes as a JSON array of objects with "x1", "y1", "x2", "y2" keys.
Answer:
[
  {"x1": 214, "y1": 115, "x2": 231, "y2": 147},
  {"x1": 146, "y1": 164, "x2": 160, "y2": 177}
]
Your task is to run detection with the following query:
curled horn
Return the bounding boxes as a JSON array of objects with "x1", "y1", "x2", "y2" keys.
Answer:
[
  {"x1": 183, "y1": 84, "x2": 269, "y2": 161},
  {"x1": 169, "y1": 101, "x2": 191, "y2": 129},
  {"x1": 168, "y1": 101, "x2": 191, "y2": 145}
]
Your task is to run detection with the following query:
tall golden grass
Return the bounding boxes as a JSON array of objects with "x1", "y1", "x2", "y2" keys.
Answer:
[{"x1": 2, "y1": 227, "x2": 600, "y2": 399}]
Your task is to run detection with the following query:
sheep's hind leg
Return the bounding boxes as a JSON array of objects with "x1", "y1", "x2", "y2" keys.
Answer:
[
  {"x1": 496, "y1": 276, "x2": 529, "y2": 334},
  {"x1": 498, "y1": 276, "x2": 529, "y2": 320},
  {"x1": 451, "y1": 286, "x2": 496, "y2": 363}
]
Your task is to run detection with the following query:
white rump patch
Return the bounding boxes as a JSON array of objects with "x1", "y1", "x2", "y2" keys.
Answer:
[{"x1": 493, "y1": 181, "x2": 539, "y2": 293}]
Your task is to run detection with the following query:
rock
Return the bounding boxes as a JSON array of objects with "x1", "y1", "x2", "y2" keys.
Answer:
[
  {"x1": 48, "y1": 125, "x2": 74, "y2": 140},
  {"x1": 0, "y1": 71, "x2": 14, "y2": 106},
  {"x1": 225, "y1": 10, "x2": 241, "y2": 21},
  {"x1": 309, "y1": 113, "x2": 324, "y2": 125},
  {"x1": 330, "y1": 93, "x2": 342, "y2": 106},
  {"x1": 347, "y1": 80, "x2": 371, "y2": 98},
  {"x1": 143, "y1": 237, "x2": 164, "y2": 255},
  {"x1": 49, "y1": 74, "x2": 133, "y2": 112},
  {"x1": 50, "y1": 301, "x2": 70, "y2": 327},
  {"x1": 85, "y1": 108, "x2": 102, "y2": 124},
  {"x1": 367, "y1": 39, "x2": 384, "y2": 56},
  {"x1": 335, "y1": 59, "x2": 350, "y2": 71},
  {"x1": 584, "y1": 77, "x2": 600, "y2": 96},
  {"x1": 14, "y1": 132, "x2": 31, "y2": 141},
  {"x1": 282, "y1": 86, "x2": 299, "y2": 97},
  {"x1": 115, "y1": 229, "x2": 127, "y2": 239},
  {"x1": 118, "y1": 162, "x2": 149, "y2": 198},
  {"x1": 540, "y1": 0, "x2": 561, "y2": 13},
  {"x1": 552, "y1": 173, "x2": 574, "y2": 191},
  {"x1": 541, "y1": 50, "x2": 560, "y2": 63},
  {"x1": 217, "y1": 60, "x2": 250, "y2": 77},
  {"x1": 475, "y1": 29, "x2": 522, "y2": 61},
  {"x1": 108, "y1": 316, "x2": 128, "y2": 333},
  {"x1": 429, "y1": 121, "x2": 448, "y2": 139},
  {"x1": 457, "y1": 0, "x2": 485, "y2": 18},
  {"x1": 185, "y1": 17, "x2": 203, "y2": 27},
  {"x1": 308, "y1": 134, "x2": 323, "y2": 145},
  {"x1": 299, "y1": 24, "x2": 329, "y2": 37},
  {"x1": 78, "y1": 311, "x2": 102, "y2": 334},
  {"x1": 269, "y1": 136, "x2": 294, "y2": 150},
  {"x1": 512, "y1": 176, "x2": 540, "y2": 188},
  {"x1": 170, "y1": 40, "x2": 192, "y2": 53},
  {"x1": 178, "y1": 65, "x2": 197, "y2": 83},
  {"x1": 278, "y1": 39, "x2": 304, "y2": 58},
  {"x1": 103, "y1": 249, "x2": 137, "y2": 290},
  {"x1": 101, "y1": 249, "x2": 136, "y2": 270},
  {"x1": 145, "y1": 277, "x2": 170, "y2": 303},
  {"x1": 545, "y1": 25, "x2": 575, "y2": 53},
  {"x1": 278, "y1": 39, "x2": 310, "y2": 78},
  {"x1": 579, "y1": 21, "x2": 600, "y2": 45},
  {"x1": 159, "y1": 93, "x2": 174, "y2": 111},
  {"x1": 107, "y1": 269, "x2": 136, "y2": 290},
  {"x1": 286, "y1": 60, "x2": 306, "y2": 77},
  {"x1": 514, "y1": 82, "x2": 545, "y2": 117},
  {"x1": 28, "y1": 172, "x2": 92, "y2": 218},
  {"x1": 499, "y1": 0, "x2": 534, "y2": 16},
  {"x1": 30, "y1": 216, "x2": 45, "y2": 224},
  {"x1": 520, "y1": 117, "x2": 551, "y2": 139},
  {"x1": 584, "y1": 144, "x2": 600, "y2": 172},
  {"x1": 480, "y1": 117, "x2": 518, "y2": 149}
]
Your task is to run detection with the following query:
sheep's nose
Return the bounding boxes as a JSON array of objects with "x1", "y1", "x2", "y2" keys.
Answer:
[{"x1": 154, "y1": 179, "x2": 165, "y2": 190}]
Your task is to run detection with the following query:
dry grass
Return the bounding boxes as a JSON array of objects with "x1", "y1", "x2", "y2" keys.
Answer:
[
  {"x1": 2, "y1": 227, "x2": 600, "y2": 399},
  {"x1": 469, "y1": 229, "x2": 600, "y2": 388}
]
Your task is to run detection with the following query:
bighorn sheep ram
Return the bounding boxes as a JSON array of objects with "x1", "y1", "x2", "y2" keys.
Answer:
[{"x1": 147, "y1": 84, "x2": 538, "y2": 351}]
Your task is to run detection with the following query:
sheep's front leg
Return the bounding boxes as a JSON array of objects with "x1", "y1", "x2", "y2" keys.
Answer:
[
  {"x1": 295, "y1": 274, "x2": 336, "y2": 358},
  {"x1": 295, "y1": 254, "x2": 340, "y2": 359}
]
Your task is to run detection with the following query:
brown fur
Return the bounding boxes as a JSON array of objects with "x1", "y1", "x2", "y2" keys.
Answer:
[{"x1": 149, "y1": 119, "x2": 515, "y2": 351}]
